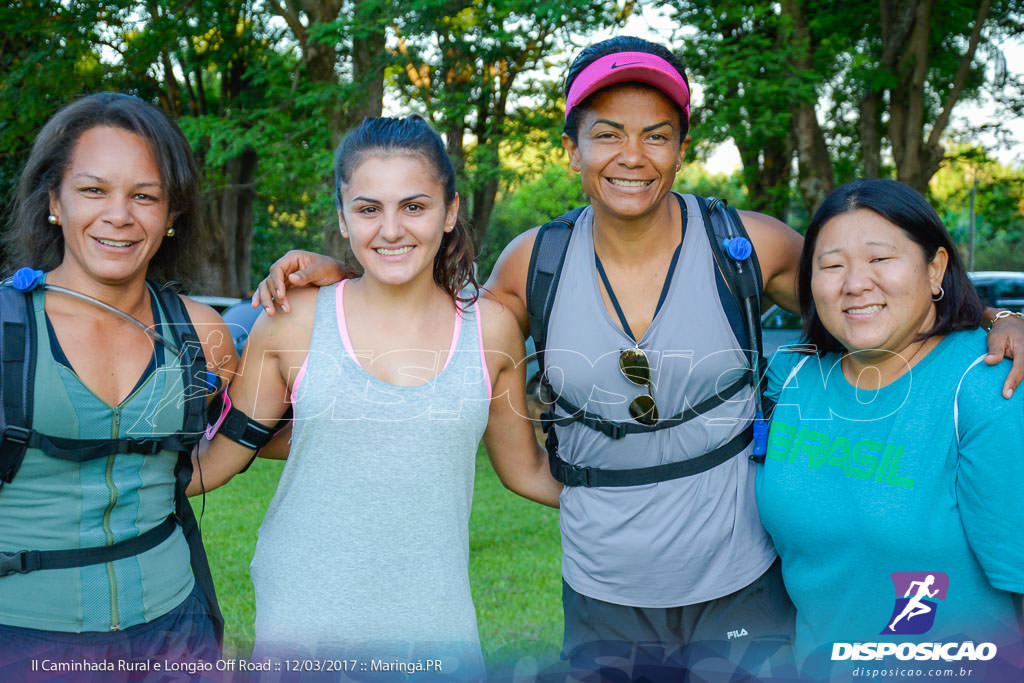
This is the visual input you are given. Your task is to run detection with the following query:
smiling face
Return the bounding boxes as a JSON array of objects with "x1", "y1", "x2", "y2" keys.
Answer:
[
  {"x1": 810, "y1": 209, "x2": 948, "y2": 359},
  {"x1": 48, "y1": 125, "x2": 171, "y2": 287},
  {"x1": 562, "y1": 84, "x2": 688, "y2": 225},
  {"x1": 338, "y1": 153, "x2": 458, "y2": 288}
]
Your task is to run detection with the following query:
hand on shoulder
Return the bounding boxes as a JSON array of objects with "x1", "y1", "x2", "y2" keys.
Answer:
[{"x1": 247, "y1": 285, "x2": 319, "y2": 346}]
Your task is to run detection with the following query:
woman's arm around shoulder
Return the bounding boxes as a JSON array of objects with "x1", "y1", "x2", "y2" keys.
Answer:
[
  {"x1": 739, "y1": 210, "x2": 803, "y2": 313},
  {"x1": 477, "y1": 295, "x2": 561, "y2": 507},
  {"x1": 187, "y1": 287, "x2": 319, "y2": 495},
  {"x1": 953, "y1": 353, "x2": 1024, "y2": 594},
  {"x1": 251, "y1": 250, "x2": 359, "y2": 315}
]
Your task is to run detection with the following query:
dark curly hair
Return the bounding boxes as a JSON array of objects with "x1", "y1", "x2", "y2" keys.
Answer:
[
  {"x1": 5, "y1": 92, "x2": 201, "y2": 284},
  {"x1": 563, "y1": 36, "x2": 690, "y2": 145},
  {"x1": 333, "y1": 115, "x2": 478, "y2": 305}
]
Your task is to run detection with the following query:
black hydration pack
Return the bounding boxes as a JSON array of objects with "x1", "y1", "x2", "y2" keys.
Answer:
[
  {"x1": 0, "y1": 278, "x2": 224, "y2": 645},
  {"x1": 525, "y1": 194, "x2": 768, "y2": 487}
]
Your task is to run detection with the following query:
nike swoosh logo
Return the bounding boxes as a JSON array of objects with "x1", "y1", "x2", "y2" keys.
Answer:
[{"x1": 610, "y1": 61, "x2": 644, "y2": 69}]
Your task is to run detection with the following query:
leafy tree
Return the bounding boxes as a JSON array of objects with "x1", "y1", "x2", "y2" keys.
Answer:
[
  {"x1": 931, "y1": 145, "x2": 1024, "y2": 270},
  {"x1": 391, "y1": 0, "x2": 625, "y2": 254},
  {"x1": 482, "y1": 158, "x2": 586, "y2": 278},
  {"x1": 667, "y1": 0, "x2": 1024, "y2": 219},
  {"x1": 670, "y1": 1, "x2": 800, "y2": 221},
  {"x1": 0, "y1": 1, "x2": 109, "y2": 270}
]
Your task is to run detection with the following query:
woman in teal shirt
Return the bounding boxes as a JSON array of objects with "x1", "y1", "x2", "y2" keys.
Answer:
[
  {"x1": 0, "y1": 93, "x2": 236, "y2": 678},
  {"x1": 757, "y1": 178, "x2": 1024, "y2": 681}
]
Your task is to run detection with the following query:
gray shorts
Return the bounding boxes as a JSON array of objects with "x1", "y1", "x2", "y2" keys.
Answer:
[{"x1": 561, "y1": 558, "x2": 795, "y2": 682}]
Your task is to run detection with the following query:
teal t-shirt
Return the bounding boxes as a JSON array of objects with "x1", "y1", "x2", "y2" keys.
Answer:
[{"x1": 756, "y1": 329, "x2": 1024, "y2": 680}]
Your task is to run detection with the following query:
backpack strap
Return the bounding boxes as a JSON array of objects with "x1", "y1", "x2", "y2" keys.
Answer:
[
  {"x1": 698, "y1": 196, "x2": 770, "y2": 460},
  {"x1": 541, "y1": 370, "x2": 752, "y2": 439},
  {"x1": 0, "y1": 285, "x2": 36, "y2": 490},
  {"x1": 538, "y1": 194, "x2": 771, "y2": 486},
  {"x1": 0, "y1": 515, "x2": 177, "y2": 577},
  {"x1": 525, "y1": 206, "x2": 586, "y2": 374},
  {"x1": 149, "y1": 281, "x2": 225, "y2": 647},
  {"x1": 697, "y1": 195, "x2": 764, "y2": 369},
  {"x1": 0, "y1": 278, "x2": 223, "y2": 644},
  {"x1": 549, "y1": 425, "x2": 754, "y2": 487}
]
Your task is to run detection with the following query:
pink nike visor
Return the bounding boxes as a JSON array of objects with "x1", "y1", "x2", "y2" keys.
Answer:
[{"x1": 565, "y1": 51, "x2": 691, "y2": 122}]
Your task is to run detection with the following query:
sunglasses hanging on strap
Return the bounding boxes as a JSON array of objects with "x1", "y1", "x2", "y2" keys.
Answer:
[{"x1": 525, "y1": 194, "x2": 768, "y2": 488}]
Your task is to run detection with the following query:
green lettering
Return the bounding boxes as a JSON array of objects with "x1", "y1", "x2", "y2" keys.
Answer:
[
  {"x1": 825, "y1": 437, "x2": 851, "y2": 473},
  {"x1": 885, "y1": 447, "x2": 914, "y2": 488},
  {"x1": 875, "y1": 444, "x2": 893, "y2": 482},
  {"x1": 849, "y1": 440, "x2": 883, "y2": 479},
  {"x1": 794, "y1": 429, "x2": 830, "y2": 468},
  {"x1": 767, "y1": 422, "x2": 798, "y2": 462}
]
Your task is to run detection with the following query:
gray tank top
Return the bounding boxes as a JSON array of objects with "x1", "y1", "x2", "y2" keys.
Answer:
[
  {"x1": 250, "y1": 281, "x2": 488, "y2": 677},
  {"x1": 546, "y1": 193, "x2": 776, "y2": 607}
]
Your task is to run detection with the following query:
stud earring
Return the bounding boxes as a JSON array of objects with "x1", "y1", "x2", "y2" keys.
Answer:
[
  {"x1": 572, "y1": 165, "x2": 580, "y2": 172},
  {"x1": 166, "y1": 227, "x2": 175, "y2": 237},
  {"x1": 675, "y1": 163, "x2": 681, "y2": 171},
  {"x1": 48, "y1": 214, "x2": 59, "y2": 225}
]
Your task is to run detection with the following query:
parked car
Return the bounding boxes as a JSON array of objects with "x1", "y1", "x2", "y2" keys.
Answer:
[
  {"x1": 968, "y1": 271, "x2": 1024, "y2": 312},
  {"x1": 761, "y1": 304, "x2": 804, "y2": 355},
  {"x1": 191, "y1": 295, "x2": 261, "y2": 356}
]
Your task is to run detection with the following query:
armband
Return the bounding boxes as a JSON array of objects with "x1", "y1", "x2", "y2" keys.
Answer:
[{"x1": 212, "y1": 396, "x2": 276, "y2": 451}]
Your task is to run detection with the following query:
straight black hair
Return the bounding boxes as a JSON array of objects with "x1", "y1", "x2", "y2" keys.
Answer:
[
  {"x1": 334, "y1": 115, "x2": 478, "y2": 304},
  {"x1": 799, "y1": 178, "x2": 984, "y2": 354},
  {"x1": 563, "y1": 36, "x2": 690, "y2": 145},
  {"x1": 5, "y1": 92, "x2": 200, "y2": 284}
]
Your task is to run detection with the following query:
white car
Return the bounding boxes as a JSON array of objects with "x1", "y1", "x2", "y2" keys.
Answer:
[{"x1": 760, "y1": 304, "x2": 804, "y2": 355}]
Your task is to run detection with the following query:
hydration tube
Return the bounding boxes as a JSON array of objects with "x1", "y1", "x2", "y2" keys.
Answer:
[
  {"x1": 711, "y1": 203, "x2": 769, "y2": 461},
  {"x1": 12, "y1": 267, "x2": 225, "y2": 393},
  {"x1": 12, "y1": 266, "x2": 182, "y2": 354}
]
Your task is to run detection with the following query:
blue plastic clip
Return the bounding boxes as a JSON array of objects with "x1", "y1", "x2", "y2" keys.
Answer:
[
  {"x1": 722, "y1": 237, "x2": 753, "y2": 261},
  {"x1": 203, "y1": 370, "x2": 221, "y2": 393},
  {"x1": 12, "y1": 267, "x2": 45, "y2": 292},
  {"x1": 751, "y1": 411, "x2": 768, "y2": 461}
]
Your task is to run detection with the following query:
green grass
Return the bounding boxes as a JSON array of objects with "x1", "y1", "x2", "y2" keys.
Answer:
[{"x1": 196, "y1": 447, "x2": 564, "y2": 676}]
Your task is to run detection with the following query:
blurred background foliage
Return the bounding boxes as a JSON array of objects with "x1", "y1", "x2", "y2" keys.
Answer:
[{"x1": 2, "y1": 0, "x2": 1023, "y2": 294}]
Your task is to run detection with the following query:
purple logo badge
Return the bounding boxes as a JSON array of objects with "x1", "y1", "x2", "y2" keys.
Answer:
[{"x1": 882, "y1": 572, "x2": 949, "y2": 635}]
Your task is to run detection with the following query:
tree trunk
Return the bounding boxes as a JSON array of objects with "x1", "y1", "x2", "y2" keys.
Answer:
[
  {"x1": 862, "y1": 0, "x2": 917, "y2": 180},
  {"x1": 347, "y1": 0, "x2": 387, "y2": 132},
  {"x1": 890, "y1": 0, "x2": 935, "y2": 193},
  {"x1": 792, "y1": 105, "x2": 833, "y2": 216},
  {"x1": 859, "y1": 90, "x2": 883, "y2": 178},
  {"x1": 200, "y1": 148, "x2": 259, "y2": 297},
  {"x1": 781, "y1": 0, "x2": 834, "y2": 215},
  {"x1": 737, "y1": 136, "x2": 792, "y2": 221}
]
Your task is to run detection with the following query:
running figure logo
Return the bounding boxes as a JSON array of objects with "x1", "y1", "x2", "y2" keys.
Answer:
[{"x1": 882, "y1": 572, "x2": 949, "y2": 635}]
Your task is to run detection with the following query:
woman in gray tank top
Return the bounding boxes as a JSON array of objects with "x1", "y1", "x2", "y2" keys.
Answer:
[{"x1": 192, "y1": 116, "x2": 560, "y2": 677}]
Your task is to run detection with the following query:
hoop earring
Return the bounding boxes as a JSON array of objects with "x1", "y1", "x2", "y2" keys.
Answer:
[
  {"x1": 931, "y1": 286, "x2": 944, "y2": 302},
  {"x1": 48, "y1": 214, "x2": 59, "y2": 225}
]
